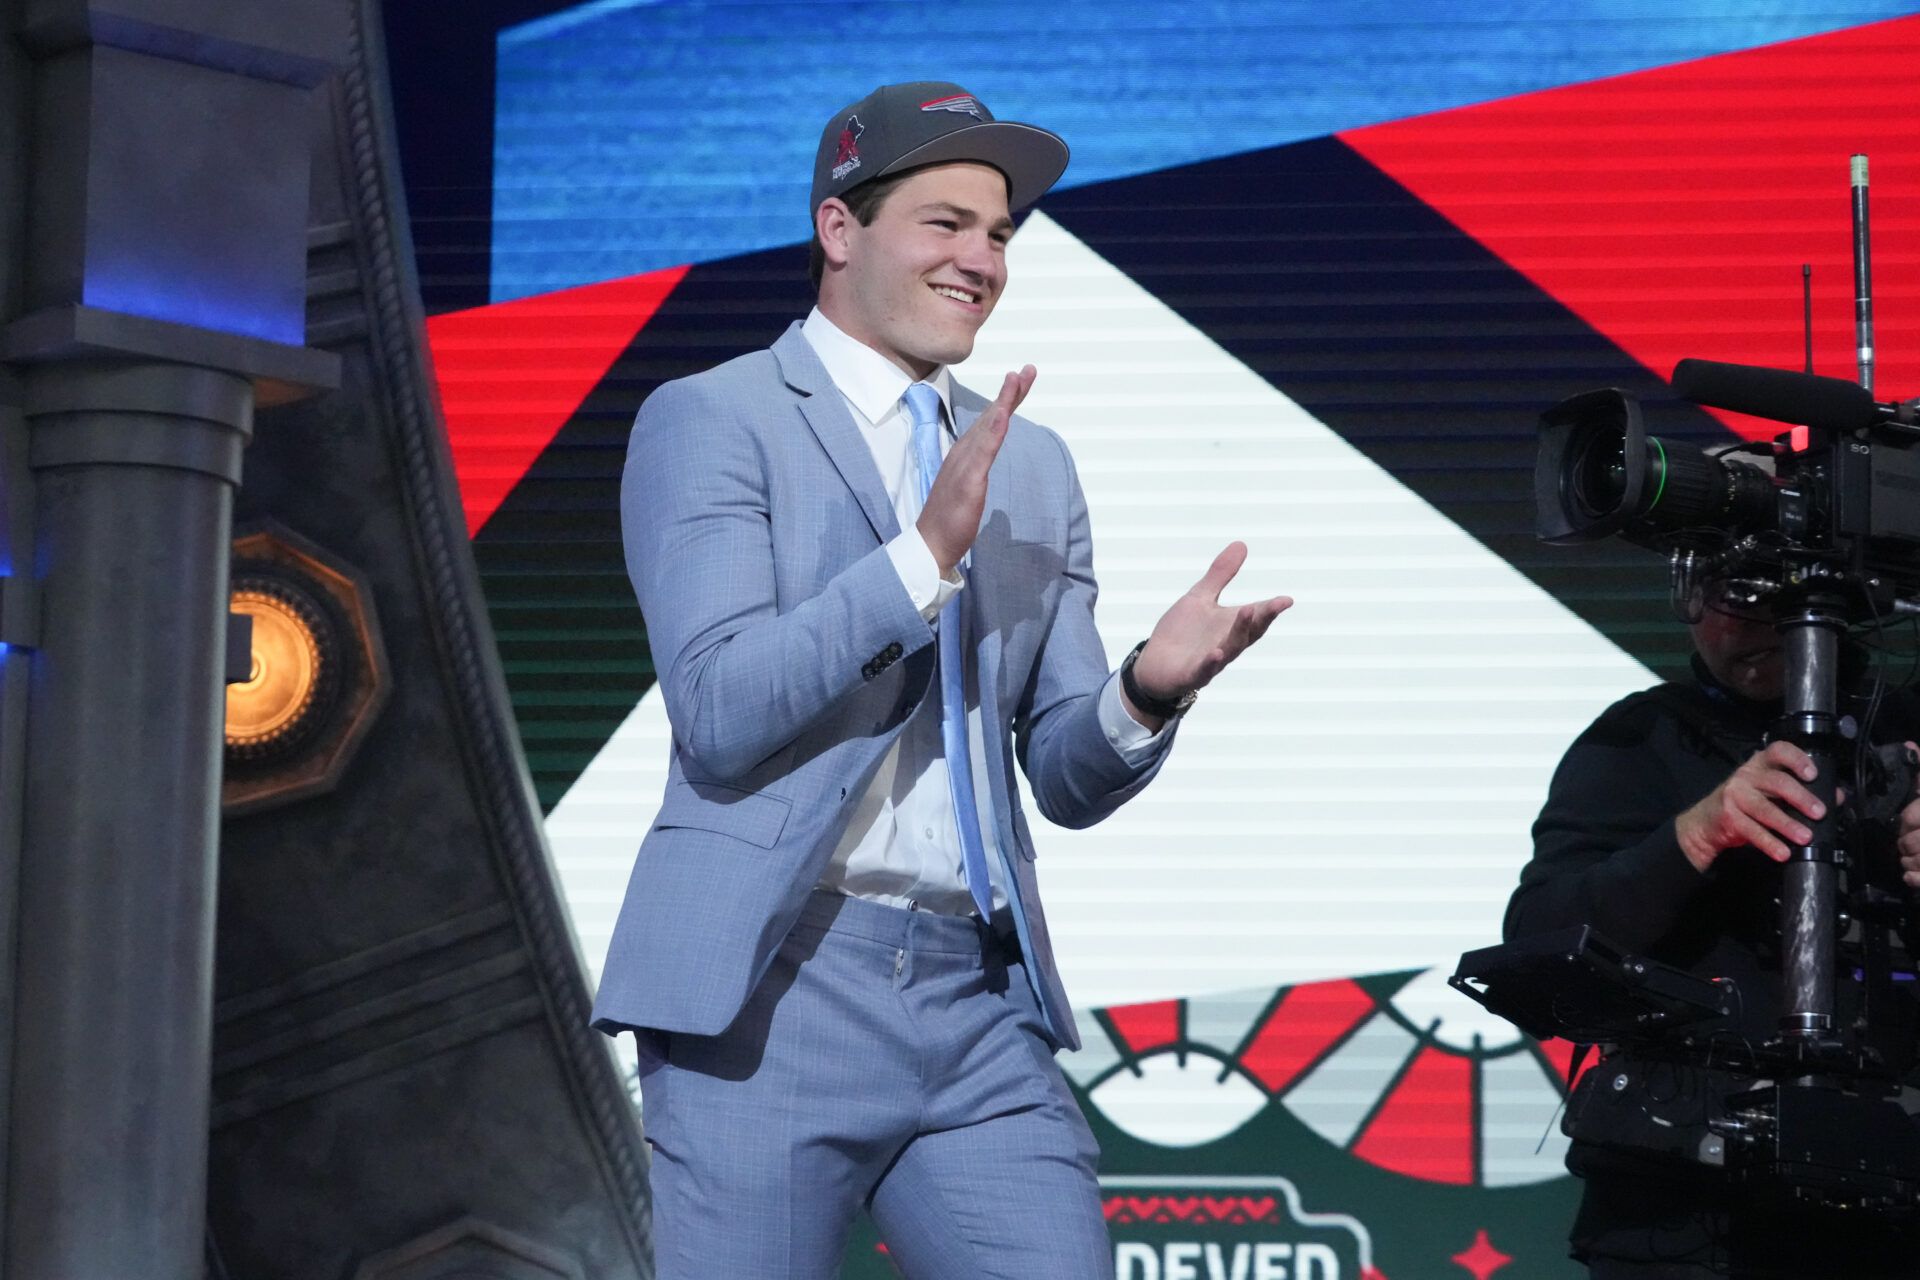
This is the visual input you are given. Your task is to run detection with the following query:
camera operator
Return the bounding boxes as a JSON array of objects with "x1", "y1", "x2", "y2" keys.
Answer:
[{"x1": 1505, "y1": 580, "x2": 1920, "y2": 1278}]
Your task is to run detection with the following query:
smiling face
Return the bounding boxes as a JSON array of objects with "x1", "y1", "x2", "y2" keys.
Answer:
[
  {"x1": 814, "y1": 161, "x2": 1013, "y2": 379},
  {"x1": 1690, "y1": 592, "x2": 1785, "y2": 702}
]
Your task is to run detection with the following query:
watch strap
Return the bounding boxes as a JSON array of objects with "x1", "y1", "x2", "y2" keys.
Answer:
[{"x1": 1120, "y1": 639, "x2": 1194, "y2": 719}]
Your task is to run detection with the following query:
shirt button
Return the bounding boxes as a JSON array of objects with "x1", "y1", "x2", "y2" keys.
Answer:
[{"x1": 924, "y1": 826, "x2": 935, "y2": 840}]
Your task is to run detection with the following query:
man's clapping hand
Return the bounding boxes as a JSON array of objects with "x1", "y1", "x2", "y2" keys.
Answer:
[
  {"x1": 917, "y1": 366, "x2": 1033, "y2": 576},
  {"x1": 913, "y1": 364, "x2": 1294, "y2": 730},
  {"x1": 1123, "y1": 542, "x2": 1292, "y2": 730}
]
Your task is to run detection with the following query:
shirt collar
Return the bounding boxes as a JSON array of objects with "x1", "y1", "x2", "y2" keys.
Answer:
[{"x1": 802, "y1": 307, "x2": 953, "y2": 430}]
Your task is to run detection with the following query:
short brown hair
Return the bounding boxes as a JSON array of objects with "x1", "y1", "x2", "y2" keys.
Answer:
[{"x1": 809, "y1": 171, "x2": 913, "y2": 291}]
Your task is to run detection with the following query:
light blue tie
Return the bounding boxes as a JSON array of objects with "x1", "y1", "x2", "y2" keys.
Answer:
[{"x1": 904, "y1": 382, "x2": 995, "y2": 921}]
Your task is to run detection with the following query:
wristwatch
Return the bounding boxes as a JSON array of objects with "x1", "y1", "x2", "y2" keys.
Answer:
[{"x1": 1120, "y1": 640, "x2": 1196, "y2": 720}]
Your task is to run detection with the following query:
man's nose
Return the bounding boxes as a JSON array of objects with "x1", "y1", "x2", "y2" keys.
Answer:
[{"x1": 953, "y1": 233, "x2": 1001, "y2": 284}]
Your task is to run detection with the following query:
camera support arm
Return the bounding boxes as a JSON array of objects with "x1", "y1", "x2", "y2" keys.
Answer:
[{"x1": 1774, "y1": 590, "x2": 1850, "y2": 1046}]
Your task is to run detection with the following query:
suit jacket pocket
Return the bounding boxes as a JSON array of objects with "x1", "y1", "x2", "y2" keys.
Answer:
[
  {"x1": 652, "y1": 778, "x2": 792, "y2": 849},
  {"x1": 1005, "y1": 515, "x2": 1065, "y2": 553}
]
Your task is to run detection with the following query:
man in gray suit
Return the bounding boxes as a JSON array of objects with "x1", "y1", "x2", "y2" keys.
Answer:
[{"x1": 591, "y1": 81, "x2": 1291, "y2": 1279}]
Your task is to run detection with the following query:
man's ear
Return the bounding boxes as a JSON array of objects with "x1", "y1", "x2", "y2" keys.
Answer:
[{"x1": 816, "y1": 198, "x2": 854, "y2": 271}]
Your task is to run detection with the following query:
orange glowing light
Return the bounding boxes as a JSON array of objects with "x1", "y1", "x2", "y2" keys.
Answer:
[{"x1": 224, "y1": 589, "x2": 322, "y2": 749}]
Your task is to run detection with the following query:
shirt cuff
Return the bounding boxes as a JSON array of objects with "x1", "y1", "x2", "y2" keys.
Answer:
[
  {"x1": 1100, "y1": 672, "x2": 1173, "y2": 763},
  {"x1": 887, "y1": 527, "x2": 963, "y2": 622}
]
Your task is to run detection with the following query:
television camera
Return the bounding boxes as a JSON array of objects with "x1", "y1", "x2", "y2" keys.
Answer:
[{"x1": 1454, "y1": 156, "x2": 1920, "y2": 1215}]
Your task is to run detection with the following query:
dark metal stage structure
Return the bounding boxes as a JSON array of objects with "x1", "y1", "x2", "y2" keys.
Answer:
[{"x1": 0, "y1": 2, "x2": 653, "y2": 1276}]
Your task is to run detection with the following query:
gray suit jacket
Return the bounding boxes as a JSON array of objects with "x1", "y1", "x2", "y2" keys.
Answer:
[{"x1": 590, "y1": 322, "x2": 1172, "y2": 1050}]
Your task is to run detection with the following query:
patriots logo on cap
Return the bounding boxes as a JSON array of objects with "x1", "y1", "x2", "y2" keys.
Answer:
[
  {"x1": 830, "y1": 114, "x2": 865, "y2": 181},
  {"x1": 920, "y1": 93, "x2": 984, "y2": 120}
]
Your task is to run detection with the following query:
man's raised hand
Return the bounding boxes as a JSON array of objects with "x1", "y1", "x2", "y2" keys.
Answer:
[
  {"x1": 917, "y1": 366, "x2": 1035, "y2": 576},
  {"x1": 1125, "y1": 542, "x2": 1292, "y2": 726}
]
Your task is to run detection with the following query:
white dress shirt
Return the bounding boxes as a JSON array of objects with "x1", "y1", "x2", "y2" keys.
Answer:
[{"x1": 802, "y1": 308, "x2": 1167, "y2": 916}]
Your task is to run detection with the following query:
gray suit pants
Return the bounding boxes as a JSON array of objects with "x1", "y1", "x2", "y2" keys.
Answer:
[{"x1": 637, "y1": 891, "x2": 1112, "y2": 1279}]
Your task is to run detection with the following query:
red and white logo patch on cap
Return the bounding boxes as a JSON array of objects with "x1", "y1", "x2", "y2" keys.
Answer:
[
  {"x1": 830, "y1": 115, "x2": 865, "y2": 181},
  {"x1": 920, "y1": 93, "x2": 984, "y2": 120}
]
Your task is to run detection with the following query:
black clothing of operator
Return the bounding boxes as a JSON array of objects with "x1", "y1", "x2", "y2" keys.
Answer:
[{"x1": 1506, "y1": 656, "x2": 1920, "y2": 1278}]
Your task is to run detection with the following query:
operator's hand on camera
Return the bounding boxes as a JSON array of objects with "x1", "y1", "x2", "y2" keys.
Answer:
[
  {"x1": 1895, "y1": 742, "x2": 1920, "y2": 888},
  {"x1": 1123, "y1": 542, "x2": 1292, "y2": 729},
  {"x1": 1674, "y1": 741, "x2": 1824, "y2": 873}
]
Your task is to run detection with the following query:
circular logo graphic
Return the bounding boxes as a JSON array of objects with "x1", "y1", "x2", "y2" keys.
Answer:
[{"x1": 1064, "y1": 965, "x2": 1574, "y2": 1187}]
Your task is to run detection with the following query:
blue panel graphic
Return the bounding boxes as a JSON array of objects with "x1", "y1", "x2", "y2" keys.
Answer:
[{"x1": 490, "y1": 0, "x2": 1913, "y2": 301}]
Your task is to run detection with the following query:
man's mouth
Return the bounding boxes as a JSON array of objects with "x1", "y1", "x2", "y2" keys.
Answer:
[{"x1": 929, "y1": 283, "x2": 982, "y2": 307}]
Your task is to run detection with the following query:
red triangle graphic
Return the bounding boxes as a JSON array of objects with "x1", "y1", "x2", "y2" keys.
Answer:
[
  {"x1": 1350, "y1": 1044, "x2": 1474, "y2": 1185},
  {"x1": 426, "y1": 264, "x2": 690, "y2": 536},
  {"x1": 1104, "y1": 998, "x2": 1181, "y2": 1056},
  {"x1": 1342, "y1": 16, "x2": 1920, "y2": 440},
  {"x1": 1239, "y1": 977, "x2": 1375, "y2": 1095}
]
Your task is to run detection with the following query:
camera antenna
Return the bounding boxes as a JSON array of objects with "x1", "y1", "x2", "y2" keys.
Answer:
[
  {"x1": 1853, "y1": 153, "x2": 1874, "y2": 392},
  {"x1": 1802, "y1": 263, "x2": 1814, "y2": 374}
]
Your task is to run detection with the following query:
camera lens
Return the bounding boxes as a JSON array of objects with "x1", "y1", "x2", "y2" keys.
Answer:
[
  {"x1": 1567, "y1": 424, "x2": 1632, "y2": 521},
  {"x1": 1538, "y1": 386, "x2": 1780, "y2": 547}
]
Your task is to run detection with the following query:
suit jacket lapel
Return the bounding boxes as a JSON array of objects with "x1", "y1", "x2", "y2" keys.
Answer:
[{"x1": 772, "y1": 323, "x2": 900, "y2": 543}]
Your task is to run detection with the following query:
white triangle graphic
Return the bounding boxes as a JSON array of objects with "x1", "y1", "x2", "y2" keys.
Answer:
[{"x1": 544, "y1": 212, "x2": 1654, "y2": 1035}]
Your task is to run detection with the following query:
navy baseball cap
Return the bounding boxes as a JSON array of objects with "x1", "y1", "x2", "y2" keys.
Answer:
[{"x1": 810, "y1": 81, "x2": 1069, "y2": 215}]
